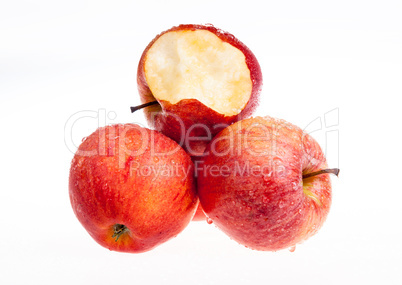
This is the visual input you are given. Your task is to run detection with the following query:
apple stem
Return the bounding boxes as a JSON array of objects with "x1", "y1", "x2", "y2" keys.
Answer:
[
  {"x1": 112, "y1": 224, "x2": 129, "y2": 242},
  {"x1": 130, "y1": 101, "x2": 158, "y2": 113},
  {"x1": 302, "y1": 168, "x2": 340, "y2": 179}
]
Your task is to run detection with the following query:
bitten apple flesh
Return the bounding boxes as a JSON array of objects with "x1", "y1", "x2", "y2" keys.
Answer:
[
  {"x1": 137, "y1": 24, "x2": 262, "y2": 155},
  {"x1": 69, "y1": 124, "x2": 197, "y2": 253},
  {"x1": 197, "y1": 117, "x2": 336, "y2": 251}
]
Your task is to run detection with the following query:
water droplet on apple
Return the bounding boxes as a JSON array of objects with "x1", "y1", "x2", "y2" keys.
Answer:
[
  {"x1": 276, "y1": 165, "x2": 286, "y2": 177},
  {"x1": 153, "y1": 157, "x2": 159, "y2": 163},
  {"x1": 263, "y1": 173, "x2": 271, "y2": 182},
  {"x1": 249, "y1": 190, "x2": 254, "y2": 196},
  {"x1": 278, "y1": 200, "x2": 285, "y2": 208},
  {"x1": 246, "y1": 206, "x2": 252, "y2": 212},
  {"x1": 262, "y1": 196, "x2": 270, "y2": 204},
  {"x1": 206, "y1": 218, "x2": 213, "y2": 224},
  {"x1": 171, "y1": 159, "x2": 176, "y2": 164},
  {"x1": 289, "y1": 245, "x2": 296, "y2": 252}
]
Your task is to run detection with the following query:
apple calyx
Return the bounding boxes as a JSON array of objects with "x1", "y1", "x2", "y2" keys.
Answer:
[
  {"x1": 112, "y1": 224, "x2": 129, "y2": 242},
  {"x1": 130, "y1": 101, "x2": 158, "y2": 113},
  {"x1": 302, "y1": 168, "x2": 340, "y2": 179}
]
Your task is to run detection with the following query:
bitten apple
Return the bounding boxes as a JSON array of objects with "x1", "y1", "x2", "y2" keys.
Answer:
[
  {"x1": 197, "y1": 116, "x2": 338, "y2": 251},
  {"x1": 136, "y1": 24, "x2": 263, "y2": 155},
  {"x1": 69, "y1": 124, "x2": 197, "y2": 253}
]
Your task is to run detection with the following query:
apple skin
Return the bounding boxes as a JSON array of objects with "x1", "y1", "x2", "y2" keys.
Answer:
[
  {"x1": 197, "y1": 117, "x2": 332, "y2": 251},
  {"x1": 192, "y1": 204, "x2": 207, "y2": 221},
  {"x1": 69, "y1": 124, "x2": 197, "y2": 253},
  {"x1": 137, "y1": 24, "x2": 263, "y2": 156},
  {"x1": 190, "y1": 155, "x2": 207, "y2": 221}
]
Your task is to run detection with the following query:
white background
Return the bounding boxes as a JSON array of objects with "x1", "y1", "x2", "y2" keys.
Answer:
[{"x1": 1, "y1": 0, "x2": 401, "y2": 284}]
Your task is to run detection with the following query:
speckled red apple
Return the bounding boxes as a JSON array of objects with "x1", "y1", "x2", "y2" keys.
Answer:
[
  {"x1": 69, "y1": 124, "x2": 197, "y2": 253},
  {"x1": 197, "y1": 116, "x2": 338, "y2": 251},
  {"x1": 137, "y1": 24, "x2": 263, "y2": 156}
]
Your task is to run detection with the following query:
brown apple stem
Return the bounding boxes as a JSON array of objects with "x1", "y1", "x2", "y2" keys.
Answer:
[
  {"x1": 130, "y1": 101, "x2": 158, "y2": 113},
  {"x1": 303, "y1": 168, "x2": 340, "y2": 179},
  {"x1": 112, "y1": 224, "x2": 129, "y2": 242}
]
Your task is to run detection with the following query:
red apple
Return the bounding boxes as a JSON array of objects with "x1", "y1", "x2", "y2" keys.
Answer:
[
  {"x1": 69, "y1": 124, "x2": 197, "y2": 253},
  {"x1": 197, "y1": 116, "x2": 338, "y2": 251},
  {"x1": 136, "y1": 24, "x2": 263, "y2": 156}
]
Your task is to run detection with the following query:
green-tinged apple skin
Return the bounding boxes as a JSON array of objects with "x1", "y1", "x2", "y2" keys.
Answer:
[
  {"x1": 69, "y1": 124, "x2": 197, "y2": 253},
  {"x1": 137, "y1": 24, "x2": 263, "y2": 156},
  {"x1": 197, "y1": 117, "x2": 332, "y2": 251}
]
